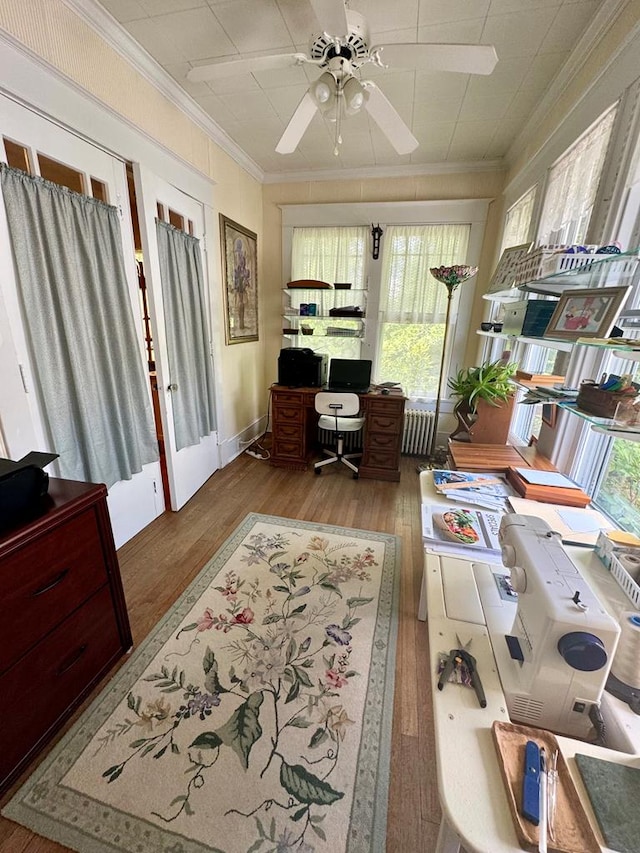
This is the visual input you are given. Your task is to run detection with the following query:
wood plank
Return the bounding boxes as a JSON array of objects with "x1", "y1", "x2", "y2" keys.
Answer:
[
  {"x1": 448, "y1": 441, "x2": 532, "y2": 472},
  {"x1": 0, "y1": 455, "x2": 437, "y2": 853}
]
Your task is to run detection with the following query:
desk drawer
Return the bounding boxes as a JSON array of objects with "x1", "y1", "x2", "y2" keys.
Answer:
[
  {"x1": 0, "y1": 510, "x2": 108, "y2": 674},
  {"x1": 274, "y1": 422, "x2": 304, "y2": 442},
  {"x1": 365, "y1": 397, "x2": 404, "y2": 416},
  {"x1": 368, "y1": 413, "x2": 403, "y2": 433},
  {"x1": 273, "y1": 437, "x2": 304, "y2": 460},
  {"x1": 273, "y1": 404, "x2": 304, "y2": 424},
  {"x1": 362, "y1": 448, "x2": 399, "y2": 470},
  {"x1": 366, "y1": 431, "x2": 400, "y2": 453}
]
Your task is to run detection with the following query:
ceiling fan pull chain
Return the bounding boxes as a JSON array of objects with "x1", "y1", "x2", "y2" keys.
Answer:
[{"x1": 334, "y1": 88, "x2": 343, "y2": 156}]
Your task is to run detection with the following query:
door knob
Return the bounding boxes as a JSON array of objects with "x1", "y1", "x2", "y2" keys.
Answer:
[{"x1": 167, "y1": 383, "x2": 178, "y2": 391}]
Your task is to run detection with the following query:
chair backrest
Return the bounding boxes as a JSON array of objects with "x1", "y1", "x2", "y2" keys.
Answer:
[{"x1": 315, "y1": 391, "x2": 360, "y2": 418}]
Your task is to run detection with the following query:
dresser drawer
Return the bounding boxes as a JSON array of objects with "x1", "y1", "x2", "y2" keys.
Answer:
[
  {"x1": 0, "y1": 510, "x2": 108, "y2": 674},
  {"x1": 0, "y1": 584, "x2": 122, "y2": 789}
]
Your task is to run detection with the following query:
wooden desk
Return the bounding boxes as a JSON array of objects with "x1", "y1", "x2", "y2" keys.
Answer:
[{"x1": 270, "y1": 385, "x2": 405, "y2": 481}]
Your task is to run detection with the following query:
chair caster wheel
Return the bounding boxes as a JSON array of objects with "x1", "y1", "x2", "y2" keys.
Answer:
[
  {"x1": 315, "y1": 468, "x2": 321, "y2": 475},
  {"x1": 352, "y1": 473, "x2": 359, "y2": 480}
]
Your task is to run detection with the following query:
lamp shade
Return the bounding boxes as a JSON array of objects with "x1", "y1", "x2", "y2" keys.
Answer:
[
  {"x1": 343, "y1": 76, "x2": 367, "y2": 115},
  {"x1": 310, "y1": 72, "x2": 337, "y2": 112}
]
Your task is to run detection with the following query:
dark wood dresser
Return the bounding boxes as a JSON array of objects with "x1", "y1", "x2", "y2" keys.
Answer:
[
  {"x1": 270, "y1": 385, "x2": 405, "y2": 481},
  {"x1": 0, "y1": 478, "x2": 132, "y2": 795}
]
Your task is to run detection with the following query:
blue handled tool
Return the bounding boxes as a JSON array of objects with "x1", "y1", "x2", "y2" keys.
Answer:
[{"x1": 522, "y1": 740, "x2": 541, "y2": 825}]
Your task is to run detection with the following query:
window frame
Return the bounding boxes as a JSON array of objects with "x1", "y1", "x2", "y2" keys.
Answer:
[{"x1": 281, "y1": 200, "x2": 490, "y2": 407}]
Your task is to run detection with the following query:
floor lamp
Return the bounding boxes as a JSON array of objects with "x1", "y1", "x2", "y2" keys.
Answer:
[{"x1": 427, "y1": 265, "x2": 478, "y2": 462}]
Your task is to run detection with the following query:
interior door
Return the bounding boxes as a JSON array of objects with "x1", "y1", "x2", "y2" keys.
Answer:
[
  {"x1": 0, "y1": 95, "x2": 164, "y2": 547},
  {"x1": 134, "y1": 164, "x2": 219, "y2": 511}
]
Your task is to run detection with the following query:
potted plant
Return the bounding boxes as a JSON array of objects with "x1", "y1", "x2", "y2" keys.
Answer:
[{"x1": 448, "y1": 359, "x2": 518, "y2": 444}]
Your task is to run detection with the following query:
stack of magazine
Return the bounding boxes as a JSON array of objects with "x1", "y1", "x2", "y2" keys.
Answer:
[
  {"x1": 421, "y1": 470, "x2": 516, "y2": 559},
  {"x1": 431, "y1": 469, "x2": 515, "y2": 511}
]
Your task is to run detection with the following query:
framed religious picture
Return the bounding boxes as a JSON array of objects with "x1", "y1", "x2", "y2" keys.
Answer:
[
  {"x1": 544, "y1": 285, "x2": 631, "y2": 341},
  {"x1": 220, "y1": 214, "x2": 258, "y2": 344},
  {"x1": 486, "y1": 243, "x2": 533, "y2": 295}
]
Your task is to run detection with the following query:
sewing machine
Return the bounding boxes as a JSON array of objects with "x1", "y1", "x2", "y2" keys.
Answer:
[{"x1": 495, "y1": 514, "x2": 621, "y2": 738}]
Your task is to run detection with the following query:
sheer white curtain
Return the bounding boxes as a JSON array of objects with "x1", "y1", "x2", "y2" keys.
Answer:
[
  {"x1": 502, "y1": 186, "x2": 536, "y2": 252},
  {"x1": 380, "y1": 224, "x2": 470, "y2": 323},
  {"x1": 291, "y1": 226, "x2": 367, "y2": 286},
  {"x1": 538, "y1": 105, "x2": 617, "y2": 246},
  {"x1": 378, "y1": 224, "x2": 470, "y2": 399}
]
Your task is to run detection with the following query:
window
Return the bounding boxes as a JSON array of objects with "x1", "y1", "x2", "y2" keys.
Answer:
[
  {"x1": 502, "y1": 186, "x2": 536, "y2": 252},
  {"x1": 537, "y1": 105, "x2": 617, "y2": 246},
  {"x1": 377, "y1": 224, "x2": 470, "y2": 399},
  {"x1": 3, "y1": 137, "x2": 110, "y2": 202},
  {"x1": 290, "y1": 226, "x2": 368, "y2": 360},
  {"x1": 583, "y1": 351, "x2": 640, "y2": 534},
  {"x1": 505, "y1": 108, "x2": 618, "y2": 448}
]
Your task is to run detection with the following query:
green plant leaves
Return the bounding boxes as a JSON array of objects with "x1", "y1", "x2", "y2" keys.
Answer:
[
  {"x1": 448, "y1": 359, "x2": 518, "y2": 413},
  {"x1": 279, "y1": 760, "x2": 344, "y2": 805}
]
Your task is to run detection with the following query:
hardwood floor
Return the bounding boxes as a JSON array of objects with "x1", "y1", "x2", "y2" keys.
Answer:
[{"x1": 0, "y1": 454, "x2": 442, "y2": 852}]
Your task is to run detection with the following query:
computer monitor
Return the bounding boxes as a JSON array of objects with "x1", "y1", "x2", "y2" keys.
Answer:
[{"x1": 326, "y1": 358, "x2": 372, "y2": 393}]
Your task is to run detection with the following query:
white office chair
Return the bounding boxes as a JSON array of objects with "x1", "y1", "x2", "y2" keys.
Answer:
[{"x1": 314, "y1": 392, "x2": 365, "y2": 478}]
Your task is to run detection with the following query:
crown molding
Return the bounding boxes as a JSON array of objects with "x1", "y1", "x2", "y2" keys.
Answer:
[
  {"x1": 61, "y1": 0, "x2": 505, "y2": 186},
  {"x1": 263, "y1": 158, "x2": 505, "y2": 184},
  {"x1": 62, "y1": 0, "x2": 264, "y2": 183},
  {"x1": 505, "y1": 0, "x2": 632, "y2": 173}
]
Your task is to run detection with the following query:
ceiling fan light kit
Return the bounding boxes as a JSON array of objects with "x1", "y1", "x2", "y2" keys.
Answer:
[{"x1": 189, "y1": 0, "x2": 498, "y2": 158}]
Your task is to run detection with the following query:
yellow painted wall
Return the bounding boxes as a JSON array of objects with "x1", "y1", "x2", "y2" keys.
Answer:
[{"x1": 0, "y1": 0, "x2": 264, "y2": 441}]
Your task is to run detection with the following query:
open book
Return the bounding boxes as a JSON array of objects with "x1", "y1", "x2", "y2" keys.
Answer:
[{"x1": 421, "y1": 502, "x2": 503, "y2": 558}]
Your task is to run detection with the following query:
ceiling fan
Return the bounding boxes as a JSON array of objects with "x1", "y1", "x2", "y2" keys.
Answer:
[{"x1": 187, "y1": 0, "x2": 498, "y2": 157}]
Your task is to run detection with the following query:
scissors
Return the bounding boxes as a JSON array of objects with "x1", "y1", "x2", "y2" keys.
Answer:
[{"x1": 437, "y1": 634, "x2": 487, "y2": 708}]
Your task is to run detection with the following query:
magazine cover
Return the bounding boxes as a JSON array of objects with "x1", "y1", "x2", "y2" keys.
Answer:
[
  {"x1": 421, "y1": 502, "x2": 503, "y2": 558},
  {"x1": 431, "y1": 469, "x2": 514, "y2": 498}
]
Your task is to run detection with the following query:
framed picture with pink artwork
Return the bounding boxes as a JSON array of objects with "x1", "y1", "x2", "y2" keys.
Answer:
[{"x1": 543, "y1": 285, "x2": 631, "y2": 341}]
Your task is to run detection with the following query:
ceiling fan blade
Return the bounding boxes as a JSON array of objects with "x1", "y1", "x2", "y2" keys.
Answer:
[
  {"x1": 362, "y1": 83, "x2": 418, "y2": 156},
  {"x1": 309, "y1": 0, "x2": 349, "y2": 37},
  {"x1": 187, "y1": 52, "x2": 307, "y2": 82},
  {"x1": 276, "y1": 92, "x2": 319, "y2": 154},
  {"x1": 374, "y1": 43, "x2": 498, "y2": 76}
]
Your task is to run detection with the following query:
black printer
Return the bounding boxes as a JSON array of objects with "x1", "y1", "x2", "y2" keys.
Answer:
[
  {"x1": 0, "y1": 451, "x2": 58, "y2": 532},
  {"x1": 278, "y1": 347, "x2": 328, "y2": 388}
]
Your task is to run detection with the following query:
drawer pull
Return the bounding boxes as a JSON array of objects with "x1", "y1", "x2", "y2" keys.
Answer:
[
  {"x1": 32, "y1": 568, "x2": 70, "y2": 597},
  {"x1": 58, "y1": 644, "x2": 88, "y2": 675}
]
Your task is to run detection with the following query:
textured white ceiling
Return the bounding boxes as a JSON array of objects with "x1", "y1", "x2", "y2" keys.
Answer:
[{"x1": 96, "y1": 0, "x2": 601, "y2": 177}]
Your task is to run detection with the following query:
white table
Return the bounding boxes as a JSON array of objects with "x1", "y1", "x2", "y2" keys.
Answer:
[{"x1": 418, "y1": 471, "x2": 640, "y2": 853}]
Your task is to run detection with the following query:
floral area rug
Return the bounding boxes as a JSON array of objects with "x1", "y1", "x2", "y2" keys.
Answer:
[{"x1": 3, "y1": 513, "x2": 400, "y2": 853}]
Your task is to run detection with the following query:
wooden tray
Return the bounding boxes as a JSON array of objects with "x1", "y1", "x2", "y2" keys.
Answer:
[
  {"x1": 492, "y1": 721, "x2": 599, "y2": 853},
  {"x1": 506, "y1": 467, "x2": 591, "y2": 508},
  {"x1": 515, "y1": 371, "x2": 566, "y2": 383},
  {"x1": 286, "y1": 279, "x2": 332, "y2": 289}
]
